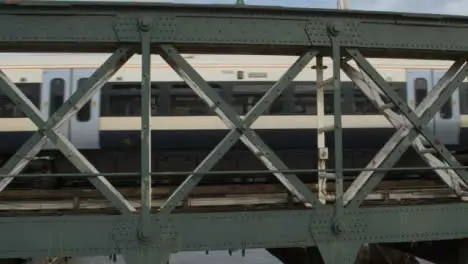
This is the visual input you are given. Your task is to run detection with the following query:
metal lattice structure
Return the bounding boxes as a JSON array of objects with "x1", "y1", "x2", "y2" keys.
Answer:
[{"x1": 2, "y1": 1, "x2": 468, "y2": 264}]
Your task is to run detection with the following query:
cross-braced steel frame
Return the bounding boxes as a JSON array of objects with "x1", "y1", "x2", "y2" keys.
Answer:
[{"x1": 3, "y1": 1, "x2": 468, "y2": 264}]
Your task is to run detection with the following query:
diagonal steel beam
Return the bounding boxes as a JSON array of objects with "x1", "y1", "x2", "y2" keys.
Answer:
[
  {"x1": 344, "y1": 59, "x2": 468, "y2": 207},
  {"x1": 343, "y1": 50, "x2": 468, "y2": 207},
  {"x1": 0, "y1": 47, "x2": 136, "y2": 214},
  {"x1": 342, "y1": 61, "x2": 468, "y2": 194},
  {"x1": 124, "y1": 249, "x2": 170, "y2": 264},
  {"x1": 158, "y1": 45, "x2": 319, "y2": 213}
]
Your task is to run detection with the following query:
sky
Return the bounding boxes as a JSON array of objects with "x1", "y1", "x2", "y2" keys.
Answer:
[
  {"x1": 28, "y1": 0, "x2": 468, "y2": 15},
  {"x1": 128, "y1": 0, "x2": 468, "y2": 15}
]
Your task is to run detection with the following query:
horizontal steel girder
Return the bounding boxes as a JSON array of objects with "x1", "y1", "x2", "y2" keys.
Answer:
[
  {"x1": 2, "y1": 1, "x2": 468, "y2": 57},
  {"x1": 1, "y1": 203, "x2": 468, "y2": 259}
]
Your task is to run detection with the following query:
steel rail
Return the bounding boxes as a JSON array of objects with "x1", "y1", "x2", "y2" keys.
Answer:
[
  {"x1": 0, "y1": 179, "x2": 447, "y2": 200},
  {"x1": 0, "y1": 188, "x2": 461, "y2": 212},
  {"x1": 2, "y1": 165, "x2": 468, "y2": 178}
]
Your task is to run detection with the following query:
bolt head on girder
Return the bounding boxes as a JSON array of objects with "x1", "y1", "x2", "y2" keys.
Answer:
[
  {"x1": 331, "y1": 220, "x2": 344, "y2": 235},
  {"x1": 138, "y1": 17, "x2": 153, "y2": 31},
  {"x1": 327, "y1": 22, "x2": 344, "y2": 36}
]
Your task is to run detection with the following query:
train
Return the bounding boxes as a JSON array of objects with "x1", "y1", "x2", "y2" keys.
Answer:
[{"x1": 1, "y1": 53, "x2": 468, "y2": 189}]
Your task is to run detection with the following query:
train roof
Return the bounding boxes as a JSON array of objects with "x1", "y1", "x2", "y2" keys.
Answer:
[{"x1": 0, "y1": 53, "x2": 456, "y2": 69}]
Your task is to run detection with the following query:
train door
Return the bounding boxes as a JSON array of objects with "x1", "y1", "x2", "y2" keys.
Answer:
[
  {"x1": 432, "y1": 69, "x2": 460, "y2": 145},
  {"x1": 69, "y1": 69, "x2": 101, "y2": 149},
  {"x1": 406, "y1": 69, "x2": 460, "y2": 145},
  {"x1": 406, "y1": 69, "x2": 435, "y2": 138},
  {"x1": 41, "y1": 69, "x2": 72, "y2": 150}
]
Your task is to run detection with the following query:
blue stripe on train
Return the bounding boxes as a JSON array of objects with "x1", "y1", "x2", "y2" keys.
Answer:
[
  {"x1": 0, "y1": 129, "x2": 396, "y2": 153},
  {"x1": 0, "y1": 129, "x2": 467, "y2": 154},
  {"x1": 99, "y1": 129, "x2": 396, "y2": 150}
]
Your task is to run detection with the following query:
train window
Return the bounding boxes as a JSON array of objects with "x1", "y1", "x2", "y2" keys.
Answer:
[
  {"x1": 0, "y1": 83, "x2": 40, "y2": 118},
  {"x1": 109, "y1": 95, "x2": 136, "y2": 116},
  {"x1": 107, "y1": 94, "x2": 159, "y2": 116},
  {"x1": 237, "y1": 71, "x2": 244, "y2": 80},
  {"x1": 269, "y1": 96, "x2": 286, "y2": 114},
  {"x1": 102, "y1": 83, "x2": 160, "y2": 117},
  {"x1": 414, "y1": 78, "x2": 428, "y2": 106},
  {"x1": 440, "y1": 99, "x2": 453, "y2": 119},
  {"x1": 292, "y1": 91, "x2": 336, "y2": 115},
  {"x1": 171, "y1": 94, "x2": 210, "y2": 115},
  {"x1": 49, "y1": 78, "x2": 65, "y2": 116},
  {"x1": 170, "y1": 85, "x2": 214, "y2": 116},
  {"x1": 232, "y1": 94, "x2": 285, "y2": 115},
  {"x1": 353, "y1": 89, "x2": 379, "y2": 115},
  {"x1": 460, "y1": 86, "x2": 468, "y2": 114},
  {"x1": 76, "y1": 78, "x2": 91, "y2": 122},
  {"x1": 293, "y1": 95, "x2": 316, "y2": 114},
  {"x1": 0, "y1": 96, "x2": 17, "y2": 117},
  {"x1": 394, "y1": 82, "x2": 407, "y2": 102},
  {"x1": 351, "y1": 83, "x2": 406, "y2": 114}
]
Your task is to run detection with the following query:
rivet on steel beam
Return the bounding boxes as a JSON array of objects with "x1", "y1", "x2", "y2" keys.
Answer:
[
  {"x1": 137, "y1": 227, "x2": 152, "y2": 244},
  {"x1": 139, "y1": 17, "x2": 153, "y2": 32},
  {"x1": 332, "y1": 221, "x2": 344, "y2": 235},
  {"x1": 327, "y1": 22, "x2": 343, "y2": 36}
]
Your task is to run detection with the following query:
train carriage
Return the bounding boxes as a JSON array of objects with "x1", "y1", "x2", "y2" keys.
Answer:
[{"x1": 0, "y1": 54, "x2": 466, "y2": 188}]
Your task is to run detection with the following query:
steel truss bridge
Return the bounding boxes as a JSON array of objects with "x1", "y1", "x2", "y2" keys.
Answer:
[{"x1": 2, "y1": 1, "x2": 468, "y2": 264}]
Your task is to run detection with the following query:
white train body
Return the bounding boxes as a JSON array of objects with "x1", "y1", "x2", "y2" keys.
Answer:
[
  {"x1": 0, "y1": 53, "x2": 454, "y2": 83},
  {"x1": 0, "y1": 53, "x2": 466, "y2": 153}
]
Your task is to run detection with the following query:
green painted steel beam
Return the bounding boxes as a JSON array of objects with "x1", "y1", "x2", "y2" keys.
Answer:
[
  {"x1": 1, "y1": 203, "x2": 468, "y2": 259},
  {"x1": 1, "y1": 1, "x2": 468, "y2": 263},
  {"x1": 139, "y1": 18, "x2": 153, "y2": 262},
  {"x1": 158, "y1": 45, "x2": 319, "y2": 213},
  {"x1": 0, "y1": 47, "x2": 136, "y2": 213},
  {"x1": 343, "y1": 50, "x2": 468, "y2": 207},
  {"x1": 1, "y1": 1, "x2": 468, "y2": 57}
]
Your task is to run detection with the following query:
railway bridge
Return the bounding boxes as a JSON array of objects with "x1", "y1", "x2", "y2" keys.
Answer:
[{"x1": 1, "y1": 1, "x2": 468, "y2": 263}]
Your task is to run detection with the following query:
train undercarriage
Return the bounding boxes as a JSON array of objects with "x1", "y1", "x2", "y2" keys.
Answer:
[{"x1": 3, "y1": 146, "x2": 468, "y2": 190}]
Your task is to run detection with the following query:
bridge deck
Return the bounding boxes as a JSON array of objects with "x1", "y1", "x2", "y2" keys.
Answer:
[
  {"x1": 0, "y1": 179, "x2": 458, "y2": 214},
  {"x1": 1, "y1": 1, "x2": 468, "y2": 263}
]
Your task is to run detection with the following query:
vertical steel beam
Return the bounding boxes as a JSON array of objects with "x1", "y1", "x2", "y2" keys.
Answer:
[
  {"x1": 124, "y1": 250, "x2": 169, "y2": 264},
  {"x1": 158, "y1": 45, "x2": 319, "y2": 213},
  {"x1": 331, "y1": 41, "x2": 344, "y2": 213},
  {"x1": 317, "y1": 241, "x2": 361, "y2": 264},
  {"x1": 316, "y1": 55, "x2": 329, "y2": 204},
  {"x1": 139, "y1": 17, "x2": 152, "y2": 239},
  {"x1": 0, "y1": 47, "x2": 136, "y2": 214}
]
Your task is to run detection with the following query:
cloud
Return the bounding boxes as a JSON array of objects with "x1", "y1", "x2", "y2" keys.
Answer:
[
  {"x1": 350, "y1": 0, "x2": 468, "y2": 15},
  {"x1": 351, "y1": 0, "x2": 403, "y2": 11},
  {"x1": 48, "y1": 0, "x2": 468, "y2": 15},
  {"x1": 175, "y1": 0, "x2": 468, "y2": 15},
  {"x1": 442, "y1": 0, "x2": 468, "y2": 15}
]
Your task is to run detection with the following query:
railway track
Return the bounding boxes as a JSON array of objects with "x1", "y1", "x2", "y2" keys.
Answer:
[{"x1": 0, "y1": 179, "x2": 464, "y2": 214}]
